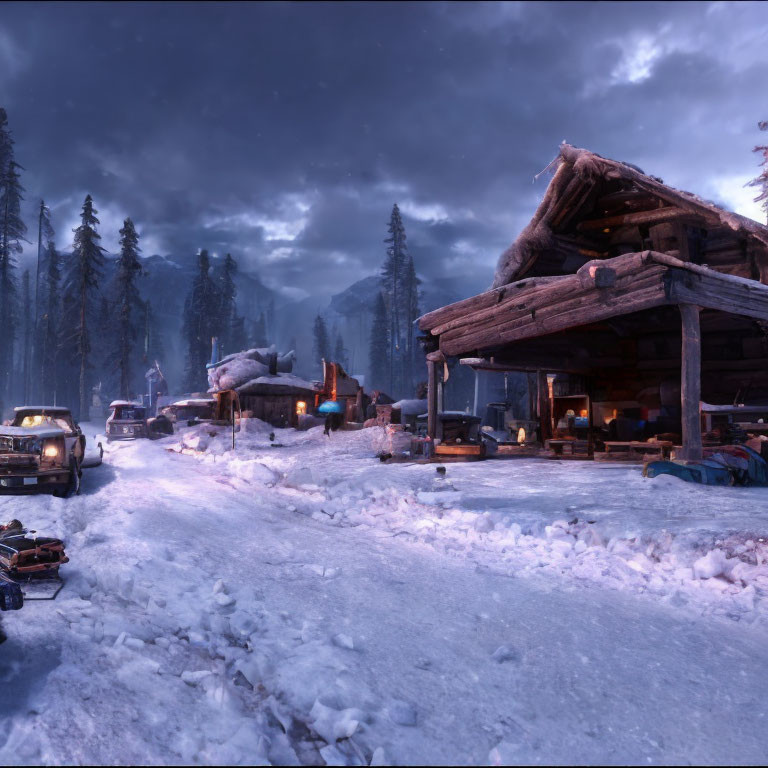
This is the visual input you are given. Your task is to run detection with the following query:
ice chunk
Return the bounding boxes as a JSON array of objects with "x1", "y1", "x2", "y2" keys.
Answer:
[
  {"x1": 693, "y1": 550, "x2": 735, "y2": 580},
  {"x1": 309, "y1": 700, "x2": 361, "y2": 743}
]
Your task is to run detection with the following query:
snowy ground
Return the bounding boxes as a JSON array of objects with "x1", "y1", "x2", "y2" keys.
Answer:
[{"x1": 2, "y1": 420, "x2": 768, "y2": 765}]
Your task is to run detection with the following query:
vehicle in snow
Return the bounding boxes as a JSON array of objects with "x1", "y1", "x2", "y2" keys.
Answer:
[
  {"x1": 159, "y1": 397, "x2": 216, "y2": 425},
  {"x1": 0, "y1": 406, "x2": 85, "y2": 496},
  {"x1": 0, "y1": 519, "x2": 68, "y2": 577},
  {"x1": 106, "y1": 400, "x2": 149, "y2": 441}
]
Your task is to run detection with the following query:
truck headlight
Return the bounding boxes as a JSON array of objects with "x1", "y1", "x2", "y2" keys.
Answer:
[{"x1": 43, "y1": 442, "x2": 60, "y2": 459}]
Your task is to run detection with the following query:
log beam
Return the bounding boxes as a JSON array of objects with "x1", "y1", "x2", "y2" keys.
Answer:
[
  {"x1": 679, "y1": 304, "x2": 703, "y2": 462},
  {"x1": 577, "y1": 206, "x2": 692, "y2": 232}
]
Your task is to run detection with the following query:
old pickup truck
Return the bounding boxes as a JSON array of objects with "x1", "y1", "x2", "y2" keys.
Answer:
[{"x1": 0, "y1": 406, "x2": 85, "y2": 497}]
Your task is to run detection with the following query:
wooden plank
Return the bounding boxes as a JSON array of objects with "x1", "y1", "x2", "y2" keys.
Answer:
[{"x1": 679, "y1": 304, "x2": 703, "y2": 462}]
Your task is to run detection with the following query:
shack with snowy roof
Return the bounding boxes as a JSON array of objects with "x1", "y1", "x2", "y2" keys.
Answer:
[
  {"x1": 207, "y1": 346, "x2": 317, "y2": 428},
  {"x1": 418, "y1": 144, "x2": 768, "y2": 462}
]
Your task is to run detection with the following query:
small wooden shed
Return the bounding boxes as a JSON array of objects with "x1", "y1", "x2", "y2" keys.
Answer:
[{"x1": 418, "y1": 145, "x2": 768, "y2": 461}]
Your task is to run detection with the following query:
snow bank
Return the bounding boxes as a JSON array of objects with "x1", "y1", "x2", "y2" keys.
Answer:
[{"x1": 182, "y1": 425, "x2": 768, "y2": 628}]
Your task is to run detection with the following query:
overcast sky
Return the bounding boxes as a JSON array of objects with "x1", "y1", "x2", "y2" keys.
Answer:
[{"x1": 1, "y1": 1, "x2": 767, "y2": 301}]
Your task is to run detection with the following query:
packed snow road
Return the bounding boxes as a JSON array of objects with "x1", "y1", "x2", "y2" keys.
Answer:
[{"x1": 2, "y1": 422, "x2": 768, "y2": 765}]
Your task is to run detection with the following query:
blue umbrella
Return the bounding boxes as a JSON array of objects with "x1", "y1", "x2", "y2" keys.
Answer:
[{"x1": 318, "y1": 400, "x2": 343, "y2": 414}]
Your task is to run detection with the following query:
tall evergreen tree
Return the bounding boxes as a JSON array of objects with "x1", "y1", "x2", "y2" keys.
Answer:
[
  {"x1": 31, "y1": 201, "x2": 55, "y2": 402},
  {"x1": 381, "y1": 203, "x2": 407, "y2": 394},
  {"x1": 111, "y1": 218, "x2": 143, "y2": 399},
  {"x1": 747, "y1": 120, "x2": 768, "y2": 224},
  {"x1": 368, "y1": 291, "x2": 389, "y2": 390},
  {"x1": 64, "y1": 194, "x2": 106, "y2": 419},
  {"x1": 313, "y1": 314, "x2": 330, "y2": 374},
  {"x1": 333, "y1": 332, "x2": 347, "y2": 370},
  {"x1": 182, "y1": 249, "x2": 219, "y2": 391},
  {"x1": 217, "y1": 252, "x2": 246, "y2": 355},
  {"x1": 0, "y1": 158, "x2": 27, "y2": 405},
  {"x1": 21, "y1": 270, "x2": 31, "y2": 403},
  {"x1": 39, "y1": 237, "x2": 61, "y2": 404}
]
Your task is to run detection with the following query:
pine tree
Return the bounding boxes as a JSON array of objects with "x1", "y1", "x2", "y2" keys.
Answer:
[
  {"x1": 111, "y1": 218, "x2": 143, "y2": 399},
  {"x1": 381, "y1": 203, "x2": 407, "y2": 394},
  {"x1": 21, "y1": 270, "x2": 31, "y2": 403},
  {"x1": 313, "y1": 314, "x2": 330, "y2": 374},
  {"x1": 0, "y1": 159, "x2": 27, "y2": 405},
  {"x1": 333, "y1": 332, "x2": 347, "y2": 369},
  {"x1": 747, "y1": 120, "x2": 768, "y2": 224},
  {"x1": 182, "y1": 249, "x2": 219, "y2": 391},
  {"x1": 368, "y1": 291, "x2": 389, "y2": 390},
  {"x1": 31, "y1": 201, "x2": 54, "y2": 402},
  {"x1": 64, "y1": 194, "x2": 106, "y2": 420},
  {"x1": 217, "y1": 253, "x2": 247, "y2": 355},
  {"x1": 39, "y1": 238, "x2": 61, "y2": 404}
]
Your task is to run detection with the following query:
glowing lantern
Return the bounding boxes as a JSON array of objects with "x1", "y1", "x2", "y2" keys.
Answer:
[
  {"x1": 296, "y1": 400, "x2": 307, "y2": 415},
  {"x1": 580, "y1": 409, "x2": 588, "y2": 418},
  {"x1": 517, "y1": 427, "x2": 526, "y2": 444}
]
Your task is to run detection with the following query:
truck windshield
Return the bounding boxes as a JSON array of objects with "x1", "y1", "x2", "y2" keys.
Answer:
[
  {"x1": 13, "y1": 412, "x2": 75, "y2": 435},
  {"x1": 114, "y1": 407, "x2": 146, "y2": 420}
]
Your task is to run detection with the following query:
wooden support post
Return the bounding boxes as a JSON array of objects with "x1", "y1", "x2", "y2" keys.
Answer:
[
  {"x1": 586, "y1": 379, "x2": 594, "y2": 458},
  {"x1": 427, "y1": 359, "x2": 438, "y2": 440},
  {"x1": 679, "y1": 304, "x2": 703, "y2": 461},
  {"x1": 472, "y1": 368, "x2": 480, "y2": 417},
  {"x1": 537, "y1": 370, "x2": 552, "y2": 443}
]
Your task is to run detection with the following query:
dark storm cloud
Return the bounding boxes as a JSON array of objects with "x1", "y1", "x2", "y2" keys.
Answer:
[{"x1": 1, "y1": 1, "x2": 767, "y2": 302}]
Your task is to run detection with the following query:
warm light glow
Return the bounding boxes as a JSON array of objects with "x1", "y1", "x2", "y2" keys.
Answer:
[
  {"x1": 580, "y1": 409, "x2": 588, "y2": 418},
  {"x1": 296, "y1": 400, "x2": 307, "y2": 415},
  {"x1": 517, "y1": 427, "x2": 526, "y2": 443},
  {"x1": 43, "y1": 444, "x2": 59, "y2": 458}
]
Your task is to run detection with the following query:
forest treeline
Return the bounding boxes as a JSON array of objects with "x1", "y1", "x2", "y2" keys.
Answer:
[{"x1": 0, "y1": 108, "x2": 268, "y2": 418}]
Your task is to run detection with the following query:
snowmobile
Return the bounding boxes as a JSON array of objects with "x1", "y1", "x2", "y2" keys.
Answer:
[{"x1": 644, "y1": 444, "x2": 768, "y2": 486}]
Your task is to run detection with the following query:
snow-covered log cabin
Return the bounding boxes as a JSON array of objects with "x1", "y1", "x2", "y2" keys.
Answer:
[{"x1": 418, "y1": 144, "x2": 768, "y2": 461}]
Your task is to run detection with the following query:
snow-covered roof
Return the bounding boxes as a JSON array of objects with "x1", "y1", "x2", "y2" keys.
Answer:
[
  {"x1": 235, "y1": 374, "x2": 318, "y2": 397},
  {"x1": 13, "y1": 405, "x2": 71, "y2": 413},
  {"x1": 171, "y1": 398, "x2": 215, "y2": 407},
  {"x1": 109, "y1": 400, "x2": 144, "y2": 408},
  {"x1": 0, "y1": 425, "x2": 65, "y2": 438},
  {"x1": 490, "y1": 143, "x2": 768, "y2": 289}
]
